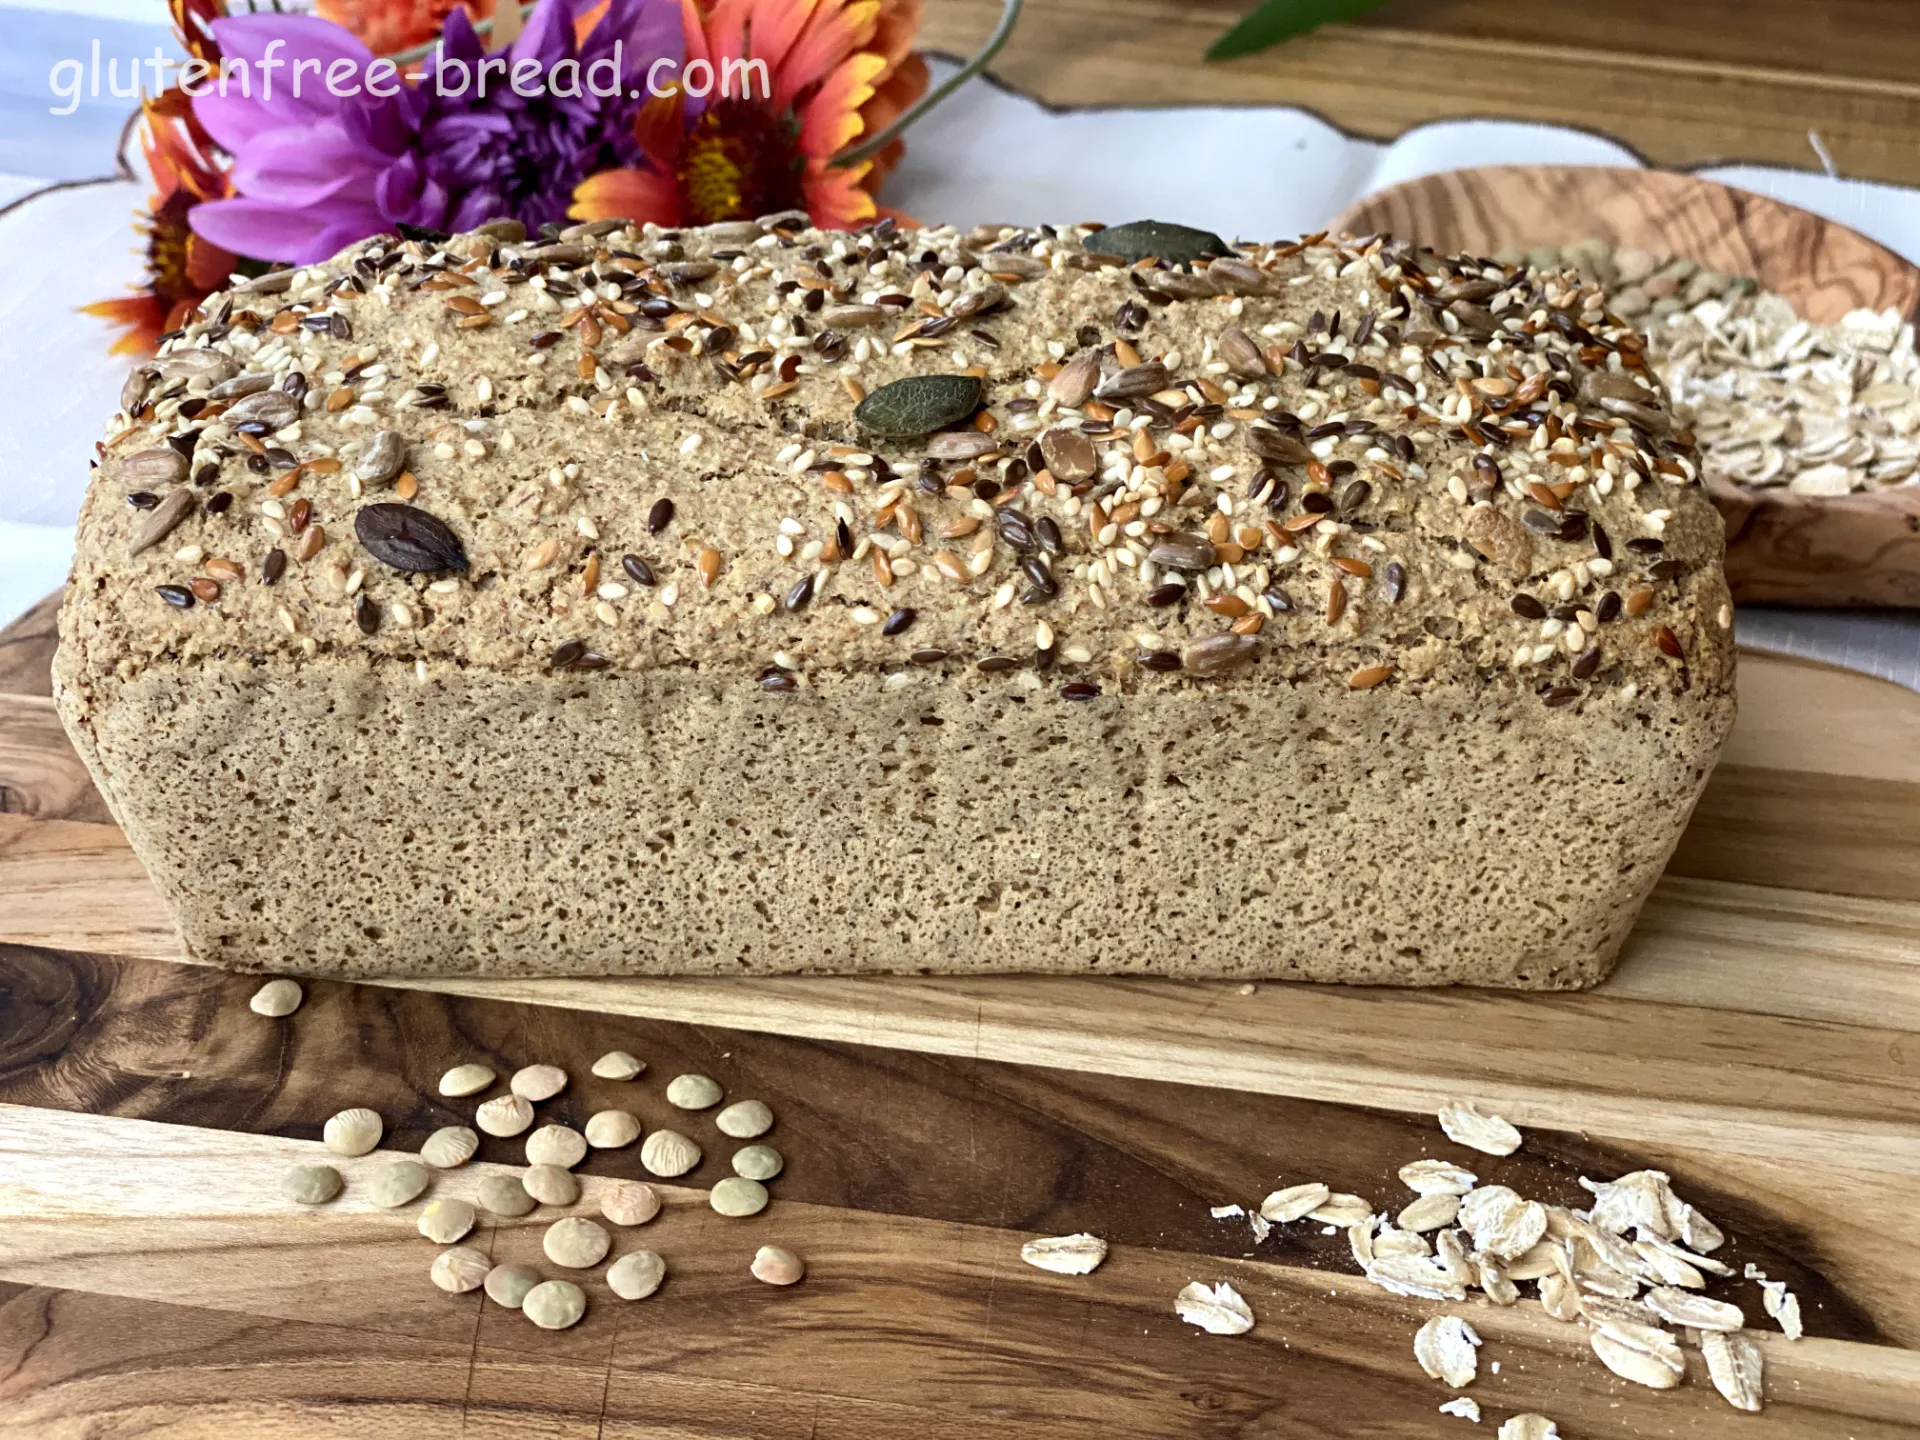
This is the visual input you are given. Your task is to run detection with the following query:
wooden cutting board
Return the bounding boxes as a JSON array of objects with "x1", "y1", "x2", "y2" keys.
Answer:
[
  {"x1": 1333, "y1": 165, "x2": 1920, "y2": 609},
  {"x1": 2, "y1": 590, "x2": 1919, "y2": 1436}
]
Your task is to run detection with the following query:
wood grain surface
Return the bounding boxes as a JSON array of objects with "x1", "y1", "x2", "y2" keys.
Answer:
[
  {"x1": 1330, "y1": 165, "x2": 1920, "y2": 609},
  {"x1": 922, "y1": 0, "x2": 1920, "y2": 187},
  {"x1": 4, "y1": 578, "x2": 1920, "y2": 1434}
]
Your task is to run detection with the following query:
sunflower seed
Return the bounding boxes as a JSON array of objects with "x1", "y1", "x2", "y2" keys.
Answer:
[
  {"x1": 1701, "y1": 1329, "x2": 1765, "y2": 1411},
  {"x1": 356, "y1": 429, "x2": 407, "y2": 483},
  {"x1": 475, "y1": 1094, "x2": 535, "y2": 1137},
  {"x1": 544, "y1": 1217, "x2": 611, "y2": 1269},
  {"x1": 418, "y1": 1196, "x2": 476, "y2": 1243},
  {"x1": 591, "y1": 1051, "x2": 645, "y2": 1081},
  {"x1": 420, "y1": 1126, "x2": 479, "y2": 1169},
  {"x1": 1218, "y1": 325, "x2": 1267, "y2": 378},
  {"x1": 248, "y1": 978, "x2": 302, "y2": 1017},
  {"x1": 323, "y1": 1108, "x2": 383, "y2": 1156},
  {"x1": 224, "y1": 389, "x2": 300, "y2": 428},
  {"x1": 128, "y1": 488, "x2": 195, "y2": 559},
  {"x1": 1020, "y1": 1233, "x2": 1108, "y2": 1275},
  {"x1": 854, "y1": 374, "x2": 983, "y2": 437},
  {"x1": 1148, "y1": 531, "x2": 1216, "y2": 570},
  {"x1": 1259, "y1": 1183, "x2": 1329, "y2": 1224},
  {"x1": 116, "y1": 448, "x2": 188, "y2": 488},
  {"x1": 732, "y1": 1144, "x2": 783, "y2": 1181},
  {"x1": 1048, "y1": 351, "x2": 1100, "y2": 407},
  {"x1": 484, "y1": 1262, "x2": 541, "y2": 1310},
  {"x1": 752, "y1": 1245, "x2": 807, "y2": 1286},
  {"x1": 715, "y1": 1100, "x2": 773, "y2": 1138},
  {"x1": 1207, "y1": 258, "x2": 1271, "y2": 296},
  {"x1": 1413, "y1": 1315, "x2": 1481, "y2": 1387},
  {"x1": 281, "y1": 1163, "x2": 342, "y2": 1205},
  {"x1": 601, "y1": 1180, "x2": 662, "y2": 1227},
  {"x1": 522, "y1": 1279, "x2": 587, "y2": 1329},
  {"x1": 1094, "y1": 360, "x2": 1170, "y2": 401},
  {"x1": 477, "y1": 1174, "x2": 536, "y2": 1217},
  {"x1": 640, "y1": 1129, "x2": 702, "y2": 1177},
  {"x1": 820, "y1": 303, "x2": 889, "y2": 328},
  {"x1": 1175, "y1": 1280, "x2": 1254, "y2": 1335},
  {"x1": 1087, "y1": 220, "x2": 1232, "y2": 264},
  {"x1": 666, "y1": 1074, "x2": 723, "y2": 1110},
  {"x1": 925, "y1": 430, "x2": 1000, "y2": 460},
  {"x1": 430, "y1": 1245, "x2": 491, "y2": 1294},
  {"x1": 522, "y1": 1163, "x2": 580, "y2": 1207},
  {"x1": 1437, "y1": 1100, "x2": 1522, "y2": 1156},
  {"x1": 120, "y1": 367, "x2": 157, "y2": 413},
  {"x1": 510, "y1": 1064, "x2": 568, "y2": 1102},
  {"x1": 526, "y1": 1124, "x2": 587, "y2": 1169},
  {"x1": 439, "y1": 1064, "x2": 495, "y2": 1097},
  {"x1": 711, "y1": 1177, "x2": 769, "y2": 1217},
  {"x1": 607, "y1": 1250, "x2": 667, "y2": 1300}
]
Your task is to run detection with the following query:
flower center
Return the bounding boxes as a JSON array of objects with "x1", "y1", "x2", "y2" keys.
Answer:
[
  {"x1": 147, "y1": 189, "x2": 198, "y2": 307},
  {"x1": 677, "y1": 99, "x2": 806, "y2": 225}
]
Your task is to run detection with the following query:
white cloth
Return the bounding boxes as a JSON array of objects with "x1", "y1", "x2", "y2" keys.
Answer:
[{"x1": 0, "y1": 30, "x2": 1915, "y2": 684}]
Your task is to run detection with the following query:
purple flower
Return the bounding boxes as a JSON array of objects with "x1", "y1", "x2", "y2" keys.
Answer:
[{"x1": 190, "y1": 0, "x2": 682, "y2": 264}]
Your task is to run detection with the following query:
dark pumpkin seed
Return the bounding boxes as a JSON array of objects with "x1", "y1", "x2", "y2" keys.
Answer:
[
  {"x1": 1084, "y1": 220, "x2": 1232, "y2": 265},
  {"x1": 354, "y1": 503, "x2": 467, "y2": 573},
  {"x1": 854, "y1": 374, "x2": 983, "y2": 438}
]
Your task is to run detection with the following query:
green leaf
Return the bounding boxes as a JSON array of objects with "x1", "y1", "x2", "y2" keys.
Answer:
[{"x1": 1206, "y1": 0, "x2": 1393, "y2": 61}]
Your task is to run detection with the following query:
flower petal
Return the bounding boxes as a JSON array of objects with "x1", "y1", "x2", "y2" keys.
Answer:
[
  {"x1": 572, "y1": 165, "x2": 684, "y2": 225},
  {"x1": 189, "y1": 195, "x2": 384, "y2": 265},
  {"x1": 227, "y1": 125, "x2": 380, "y2": 208},
  {"x1": 797, "y1": 49, "x2": 886, "y2": 158},
  {"x1": 776, "y1": 0, "x2": 879, "y2": 111}
]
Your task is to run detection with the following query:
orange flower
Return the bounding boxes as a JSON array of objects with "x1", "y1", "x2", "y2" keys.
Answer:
[
  {"x1": 572, "y1": 0, "x2": 927, "y2": 230},
  {"x1": 82, "y1": 94, "x2": 239, "y2": 355},
  {"x1": 315, "y1": 0, "x2": 496, "y2": 56}
]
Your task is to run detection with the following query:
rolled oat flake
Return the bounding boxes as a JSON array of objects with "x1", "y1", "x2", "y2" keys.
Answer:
[
  {"x1": 732, "y1": 1144, "x2": 783, "y2": 1181},
  {"x1": 522, "y1": 1279, "x2": 587, "y2": 1330},
  {"x1": 665, "y1": 1073, "x2": 723, "y2": 1110},
  {"x1": 249, "y1": 978, "x2": 302, "y2": 1017},
  {"x1": 710, "y1": 1177, "x2": 769, "y2": 1217},
  {"x1": 715, "y1": 1100, "x2": 773, "y2": 1139},
  {"x1": 282, "y1": 1163, "x2": 343, "y2": 1205},
  {"x1": 484, "y1": 1262, "x2": 541, "y2": 1310},
  {"x1": 526, "y1": 1123, "x2": 588, "y2": 1169},
  {"x1": 591, "y1": 1050, "x2": 645, "y2": 1081},
  {"x1": 601, "y1": 1180, "x2": 662, "y2": 1227},
  {"x1": 418, "y1": 1197, "x2": 477, "y2": 1244},
  {"x1": 477, "y1": 1173, "x2": 537, "y2": 1217},
  {"x1": 439, "y1": 1063, "x2": 495, "y2": 1098},
  {"x1": 640, "y1": 1129, "x2": 702, "y2": 1178},
  {"x1": 430, "y1": 1246, "x2": 491, "y2": 1294},
  {"x1": 367, "y1": 1158, "x2": 430, "y2": 1208},
  {"x1": 606, "y1": 1250, "x2": 666, "y2": 1301},
  {"x1": 420, "y1": 1125, "x2": 479, "y2": 1168},
  {"x1": 523, "y1": 1163, "x2": 581, "y2": 1207},
  {"x1": 544, "y1": 1216, "x2": 612, "y2": 1269},
  {"x1": 323, "y1": 1107, "x2": 383, "y2": 1157}
]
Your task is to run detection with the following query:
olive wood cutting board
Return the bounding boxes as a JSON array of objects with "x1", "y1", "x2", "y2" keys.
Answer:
[
  {"x1": 2, "y1": 589, "x2": 1919, "y2": 1436},
  {"x1": 1332, "y1": 165, "x2": 1920, "y2": 608}
]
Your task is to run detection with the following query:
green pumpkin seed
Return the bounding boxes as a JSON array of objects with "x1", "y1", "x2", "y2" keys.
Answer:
[
  {"x1": 853, "y1": 374, "x2": 983, "y2": 438},
  {"x1": 1085, "y1": 219, "x2": 1233, "y2": 265}
]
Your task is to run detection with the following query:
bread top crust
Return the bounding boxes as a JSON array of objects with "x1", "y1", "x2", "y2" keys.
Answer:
[{"x1": 61, "y1": 217, "x2": 1733, "y2": 710}]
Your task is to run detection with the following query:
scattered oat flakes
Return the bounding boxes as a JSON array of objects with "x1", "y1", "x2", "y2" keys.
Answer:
[
  {"x1": 1259, "y1": 1182, "x2": 1330, "y2": 1224},
  {"x1": 1496, "y1": 1416, "x2": 1559, "y2": 1440},
  {"x1": 1436, "y1": 1100, "x2": 1522, "y2": 1156},
  {"x1": 1438, "y1": 1397, "x2": 1480, "y2": 1422},
  {"x1": 1413, "y1": 1315, "x2": 1481, "y2": 1387},
  {"x1": 1020, "y1": 1233, "x2": 1108, "y2": 1276},
  {"x1": 1701, "y1": 1329, "x2": 1765, "y2": 1412},
  {"x1": 1175, "y1": 1281, "x2": 1254, "y2": 1335}
]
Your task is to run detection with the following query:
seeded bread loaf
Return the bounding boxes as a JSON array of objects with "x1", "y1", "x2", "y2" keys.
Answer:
[{"x1": 56, "y1": 216, "x2": 1734, "y2": 988}]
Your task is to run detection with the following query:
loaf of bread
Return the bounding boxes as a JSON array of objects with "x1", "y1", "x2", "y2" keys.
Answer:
[{"x1": 56, "y1": 216, "x2": 1734, "y2": 988}]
